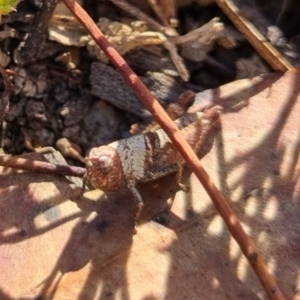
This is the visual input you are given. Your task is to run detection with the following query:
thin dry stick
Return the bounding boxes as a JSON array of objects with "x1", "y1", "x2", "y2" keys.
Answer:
[
  {"x1": 147, "y1": 0, "x2": 170, "y2": 27},
  {"x1": 163, "y1": 39, "x2": 189, "y2": 81},
  {"x1": 168, "y1": 0, "x2": 177, "y2": 20},
  {"x1": 0, "y1": 156, "x2": 86, "y2": 177},
  {"x1": 216, "y1": 0, "x2": 294, "y2": 72},
  {"x1": 159, "y1": 0, "x2": 177, "y2": 22},
  {"x1": 109, "y1": 0, "x2": 166, "y2": 33},
  {"x1": 61, "y1": 1, "x2": 284, "y2": 299}
]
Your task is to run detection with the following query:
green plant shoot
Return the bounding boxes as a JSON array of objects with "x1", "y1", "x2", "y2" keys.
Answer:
[{"x1": 0, "y1": 0, "x2": 20, "y2": 20}]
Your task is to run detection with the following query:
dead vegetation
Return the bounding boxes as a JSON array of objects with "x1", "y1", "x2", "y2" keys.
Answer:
[{"x1": 0, "y1": 1, "x2": 300, "y2": 299}]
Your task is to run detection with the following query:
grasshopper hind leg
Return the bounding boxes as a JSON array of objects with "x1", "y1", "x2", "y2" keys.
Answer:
[
  {"x1": 126, "y1": 181, "x2": 144, "y2": 227},
  {"x1": 176, "y1": 165, "x2": 190, "y2": 192}
]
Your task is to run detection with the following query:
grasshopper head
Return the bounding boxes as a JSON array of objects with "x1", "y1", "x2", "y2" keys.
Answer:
[{"x1": 85, "y1": 146, "x2": 124, "y2": 192}]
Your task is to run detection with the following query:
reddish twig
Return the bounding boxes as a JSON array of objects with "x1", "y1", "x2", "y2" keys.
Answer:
[
  {"x1": 61, "y1": 1, "x2": 284, "y2": 299},
  {"x1": 0, "y1": 63, "x2": 12, "y2": 122},
  {"x1": 0, "y1": 156, "x2": 86, "y2": 177}
]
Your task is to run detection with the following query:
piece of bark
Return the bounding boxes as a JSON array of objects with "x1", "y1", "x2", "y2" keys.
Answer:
[
  {"x1": 90, "y1": 62, "x2": 184, "y2": 118},
  {"x1": 216, "y1": 0, "x2": 295, "y2": 71},
  {"x1": 124, "y1": 47, "x2": 179, "y2": 76}
]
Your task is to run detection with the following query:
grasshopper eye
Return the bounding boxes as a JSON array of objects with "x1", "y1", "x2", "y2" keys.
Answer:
[
  {"x1": 85, "y1": 145, "x2": 124, "y2": 192},
  {"x1": 99, "y1": 155, "x2": 113, "y2": 170}
]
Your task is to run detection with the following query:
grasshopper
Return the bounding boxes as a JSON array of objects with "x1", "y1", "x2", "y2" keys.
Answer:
[{"x1": 85, "y1": 102, "x2": 221, "y2": 213}]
